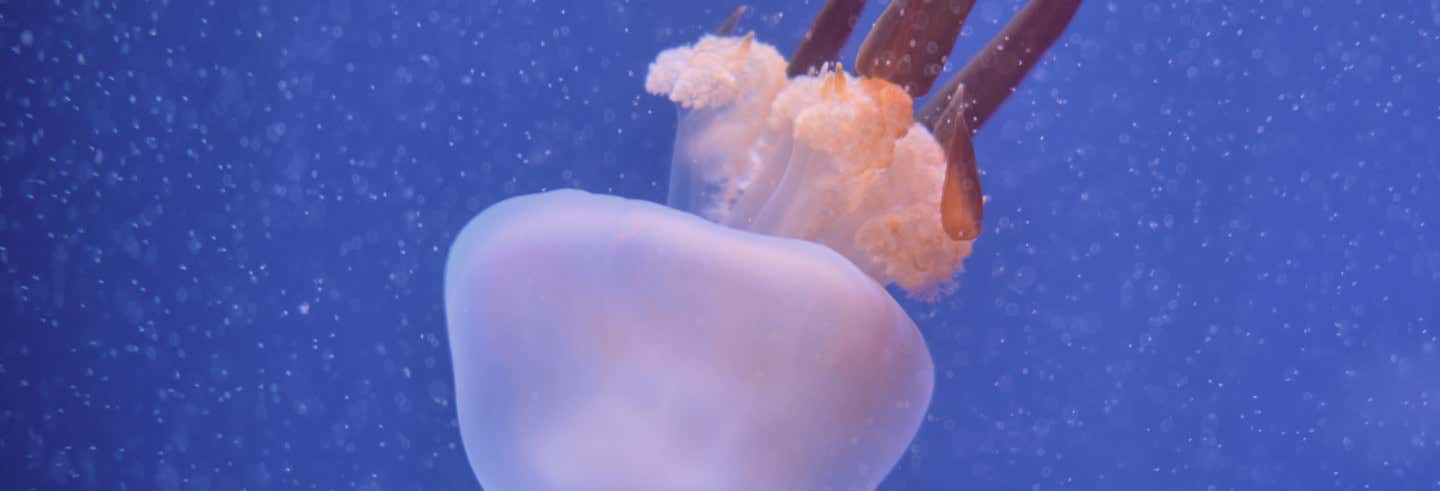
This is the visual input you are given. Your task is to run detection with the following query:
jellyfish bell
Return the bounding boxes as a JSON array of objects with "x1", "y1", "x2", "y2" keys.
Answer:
[
  {"x1": 445, "y1": 1, "x2": 1081, "y2": 489},
  {"x1": 445, "y1": 190, "x2": 933, "y2": 490}
]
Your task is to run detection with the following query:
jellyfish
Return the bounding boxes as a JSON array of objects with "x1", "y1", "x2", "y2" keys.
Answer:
[{"x1": 444, "y1": 1, "x2": 1081, "y2": 490}]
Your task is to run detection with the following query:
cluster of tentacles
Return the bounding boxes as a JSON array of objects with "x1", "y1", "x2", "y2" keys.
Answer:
[{"x1": 741, "y1": 0, "x2": 1083, "y2": 240}]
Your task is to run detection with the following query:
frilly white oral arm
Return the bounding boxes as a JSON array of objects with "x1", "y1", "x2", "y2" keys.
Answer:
[{"x1": 647, "y1": 35, "x2": 971, "y2": 296}]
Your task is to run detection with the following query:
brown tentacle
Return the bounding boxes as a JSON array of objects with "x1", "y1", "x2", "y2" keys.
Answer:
[
  {"x1": 715, "y1": 5, "x2": 748, "y2": 35},
  {"x1": 855, "y1": 0, "x2": 976, "y2": 98},
  {"x1": 919, "y1": 0, "x2": 1083, "y2": 132},
  {"x1": 787, "y1": 0, "x2": 868, "y2": 77},
  {"x1": 934, "y1": 85, "x2": 984, "y2": 240}
]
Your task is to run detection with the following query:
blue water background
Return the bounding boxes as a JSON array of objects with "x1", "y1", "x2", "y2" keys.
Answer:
[{"x1": 4, "y1": 0, "x2": 1439, "y2": 489}]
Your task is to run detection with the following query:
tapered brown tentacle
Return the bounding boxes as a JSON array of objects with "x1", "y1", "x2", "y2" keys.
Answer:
[
  {"x1": 787, "y1": 0, "x2": 868, "y2": 77},
  {"x1": 855, "y1": 0, "x2": 976, "y2": 98},
  {"x1": 715, "y1": 5, "x2": 748, "y2": 35},
  {"x1": 919, "y1": 0, "x2": 1082, "y2": 132},
  {"x1": 934, "y1": 85, "x2": 984, "y2": 240}
]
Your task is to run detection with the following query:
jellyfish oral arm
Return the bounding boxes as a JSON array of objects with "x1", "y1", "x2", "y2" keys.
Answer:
[
  {"x1": 653, "y1": 0, "x2": 1083, "y2": 250},
  {"x1": 646, "y1": 35, "x2": 972, "y2": 296}
]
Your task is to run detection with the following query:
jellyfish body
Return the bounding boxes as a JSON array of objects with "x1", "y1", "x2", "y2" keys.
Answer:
[
  {"x1": 445, "y1": 190, "x2": 933, "y2": 491},
  {"x1": 446, "y1": 31, "x2": 964, "y2": 491},
  {"x1": 444, "y1": 2, "x2": 1084, "y2": 488}
]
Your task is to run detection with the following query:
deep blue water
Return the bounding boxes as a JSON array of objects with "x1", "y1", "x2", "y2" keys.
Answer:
[{"x1": 4, "y1": 0, "x2": 1440, "y2": 489}]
